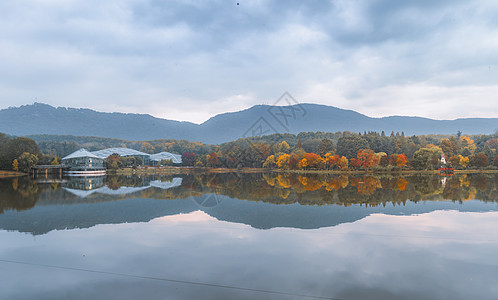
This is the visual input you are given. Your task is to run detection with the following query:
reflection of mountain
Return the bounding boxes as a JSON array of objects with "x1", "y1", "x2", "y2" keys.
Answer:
[
  {"x1": 0, "y1": 173, "x2": 497, "y2": 235},
  {"x1": 0, "y1": 193, "x2": 497, "y2": 235}
]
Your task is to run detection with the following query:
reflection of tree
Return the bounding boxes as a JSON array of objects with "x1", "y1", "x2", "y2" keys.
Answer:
[
  {"x1": 350, "y1": 177, "x2": 382, "y2": 195},
  {"x1": 187, "y1": 173, "x2": 498, "y2": 207},
  {"x1": 0, "y1": 177, "x2": 41, "y2": 213},
  {"x1": 411, "y1": 175, "x2": 443, "y2": 197},
  {"x1": 324, "y1": 175, "x2": 348, "y2": 191},
  {"x1": 1, "y1": 173, "x2": 497, "y2": 214}
]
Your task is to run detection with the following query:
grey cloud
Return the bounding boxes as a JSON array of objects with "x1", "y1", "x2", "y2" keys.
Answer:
[{"x1": 0, "y1": 0, "x2": 496, "y2": 122}]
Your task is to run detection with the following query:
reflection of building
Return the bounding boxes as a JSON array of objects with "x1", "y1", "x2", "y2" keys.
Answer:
[
  {"x1": 63, "y1": 176, "x2": 106, "y2": 191},
  {"x1": 62, "y1": 149, "x2": 106, "y2": 175},
  {"x1": 62, "y1": 176, "x2": 183, "y2": 198}
]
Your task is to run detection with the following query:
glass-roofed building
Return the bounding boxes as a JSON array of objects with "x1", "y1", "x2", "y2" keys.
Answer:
[
  {"x1": 63, "y1": 147, "x2": 183, "y2": 171},
  {"x1": 150, "y1": 152, "x2": 182, "y2": 165},
  {"x1": 62, "y1": 149, "x2": 106, "y2": 175},
  {"x1": 91, "y1": 148, "x2": 151, "y2": 165}
]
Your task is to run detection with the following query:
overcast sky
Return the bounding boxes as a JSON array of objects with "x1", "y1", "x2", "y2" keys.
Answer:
[{"x1": 0, "y1": 0, "x2": 497, "y2": 123}]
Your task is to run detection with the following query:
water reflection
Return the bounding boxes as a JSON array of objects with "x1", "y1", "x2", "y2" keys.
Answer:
[
  {"x1": 2, "y1": 173, "x2": 497, "y2": 213},
  {"x1": 62, "y1": 175, "x2": 182, "y2": 198},
  {"x1": 1, "y1": 209, "x2": 497, "y2": 300},
  {"x1": 0, "y1": 173, "x2": 497, "y2": 235},
  {"x1": 1, "y1": 173, "x2": 498, "y2": 299}
]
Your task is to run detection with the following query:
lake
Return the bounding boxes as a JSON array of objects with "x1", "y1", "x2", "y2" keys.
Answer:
[{"x1": 1, "y1": 172, "x2": 498, "y2": 300}]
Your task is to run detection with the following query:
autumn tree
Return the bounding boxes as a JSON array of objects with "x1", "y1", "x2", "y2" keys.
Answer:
[
  {"x1": 460, "y1": 136, "x2": 476, "y2": 155},
  {"x1": 440, "y1": 138, "x2": 458, "y2": 157},
  {"x1": 206, "y1": 152, "x2": 219, "y2": 168},
  {"x1": 395, "y1": 154, "x2": 408, "y2": 167},
  {"x1": 276, "y1": 154, "x2": 290, "y2": 169},
  {"x1": 300, "y1": 153, "x2": 325, "y2": 169},
  {"x1": 105, "y1": 153, "x2": 121, "y2": 170},
  {"x1": 181, "y1": 152, "x2": 196, "y2": 166},
  {"x1": 263, "y1": 155, "x2": 277, "y2": 168},
  {"x1": 448, "y1": 155, "x2": 462, "y2": 169},
  {"x1": 485, "y1": 139, "x2": 498, "y2": 150},
  {"x1": 469, "y1": 153, "x2": 488, "y2": 169},
  {"x1": 139, "y1": 142, "x2": 155, "y2": 154},
  {"x1": 379, "y1": 154, "x2": 389, "y2": 167},
  {"x1": 337, "y1": 156, "x2": 349, "y2": 170},
  {"x1": 51, "y1": 157, "x2": 60, "y2": 165},
  {"x1": 12, "y1": 159, "x2": 19, "y2": 171},
  {"x1": 355, "y1": 149, "x2": 379, "y2": 169}
]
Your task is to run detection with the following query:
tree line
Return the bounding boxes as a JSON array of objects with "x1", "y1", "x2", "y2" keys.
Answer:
[
  {"x1": 1, "y1": 130, "x2": 498, "y2": 172},
  {"x1": 181, "y1": 131, "x2": 498, "y2": 170},
  {"x1": 0, "y1": 133, "x2": 58, "y2": 172}
]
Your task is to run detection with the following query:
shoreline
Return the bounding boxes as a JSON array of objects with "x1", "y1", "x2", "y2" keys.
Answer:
[
  {"x1": 0, "y1": 171, "x2": 27, "y2": 178},
  {"x1": 108, "y1": 167, "x2": 498, "y2": 176}
]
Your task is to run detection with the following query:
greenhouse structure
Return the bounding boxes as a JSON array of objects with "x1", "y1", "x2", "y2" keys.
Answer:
[{"x1": 63, "y1": 147, "x2": 183, "y2": 171}]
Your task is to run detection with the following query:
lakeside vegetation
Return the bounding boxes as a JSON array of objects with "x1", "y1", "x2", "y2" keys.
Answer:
[
  {"x1": 179, "y1": 131, "x2": 498, "y2": 172},
  {"x1": 1, "y1": 130, "x2": 497, "y2": 173}
]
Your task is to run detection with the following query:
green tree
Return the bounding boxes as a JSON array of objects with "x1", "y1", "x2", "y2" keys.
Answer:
[
  {"x1": 410, "y1": 147, "x2": 443, "y2": 170},
  {"x1": 296, "y1": 138, "x2": 303, "y2": 149},
  {"x1": 17, "y1": 152, "x2": 39, "y2": 173},
  {"x1": 336, "y1": 136, "x2": 369, "y2": 159},
  {"x1": 317, "y1": 139, "x2": 334, "y2": 156},
  {"x1": 440, "y1": 138, "x2": 458, "y2": 157},
  {"x1": 159, "y1": 159, "x2": 173, "y2": 166},
  {"x1": 105, "y1": 154, "x2": 121, "y2": 170}
]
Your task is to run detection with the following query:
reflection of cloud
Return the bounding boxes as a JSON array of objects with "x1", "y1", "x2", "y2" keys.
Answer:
[
  {"x1": 151, "y1": 210, "x2": 214, "y2": 224},
  {"x1": 2, "y1": 210, "x2": 498, "y2": 299}
]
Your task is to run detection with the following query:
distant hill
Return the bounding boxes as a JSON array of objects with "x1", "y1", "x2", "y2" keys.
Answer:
[{"x1": 0, "y1": 103, "x2": 497, "y2": 144}]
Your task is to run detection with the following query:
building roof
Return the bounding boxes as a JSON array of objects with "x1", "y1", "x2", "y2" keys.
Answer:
[
  {"x1": 91, "y1": 148, "x2": 149, "y2": 159},
  {"x1": 62, "y1": 149, "x2": 102, "y2": 161},
  {"x1": 150, "y1": 152, "x2": 182, "y2": 164}
]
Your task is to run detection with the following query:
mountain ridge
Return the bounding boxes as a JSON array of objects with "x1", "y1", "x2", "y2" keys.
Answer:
[{"x1": 0, "y1": 102, "x2": 496, "y2": 144}]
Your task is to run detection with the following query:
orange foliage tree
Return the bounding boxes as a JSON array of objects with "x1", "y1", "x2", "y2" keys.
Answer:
[
  {"x1": 300, "y1": 153, "x2": 325, "y2": 169},
  {"x1": 355, "y1": 149, "x2": 380, "y2": 169},
  {"x1": 396, "y1": 153, "x2": 408, "y2": 167}
]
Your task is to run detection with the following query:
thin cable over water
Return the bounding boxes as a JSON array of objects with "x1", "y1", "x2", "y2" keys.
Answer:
[{"x1": 0, "y1": 259, "x2": 342, "y2": 300}]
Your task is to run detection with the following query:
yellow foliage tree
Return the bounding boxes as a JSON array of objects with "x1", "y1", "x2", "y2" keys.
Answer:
[
  {"x1": 263, "y1": 155, "x2": 276, "y2": 168},
  {"x1": 460, "y1": 136, "x2": 476, "y2": 155},
  {"x1": 276, "y1": 154, "x2": 290, "y2": 169},
  {"x1": 338, "y1": 156, "x2": 349, "y2": 170},
  {"x1": 298, "y1": 158, "x2": 309, "y2": 169},
  {"x1": 12, "y1": 159, "x2": 19, "y2": 171}
]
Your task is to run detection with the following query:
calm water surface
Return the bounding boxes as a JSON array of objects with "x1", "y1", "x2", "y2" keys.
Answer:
[{"x1": 1, "y1": 173, "x2": 497, "y2": 300}]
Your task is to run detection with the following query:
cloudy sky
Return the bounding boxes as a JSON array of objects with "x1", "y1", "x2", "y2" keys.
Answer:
[{"x1": 0, "y1": 0, "x2": 497, "y2": 123}]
